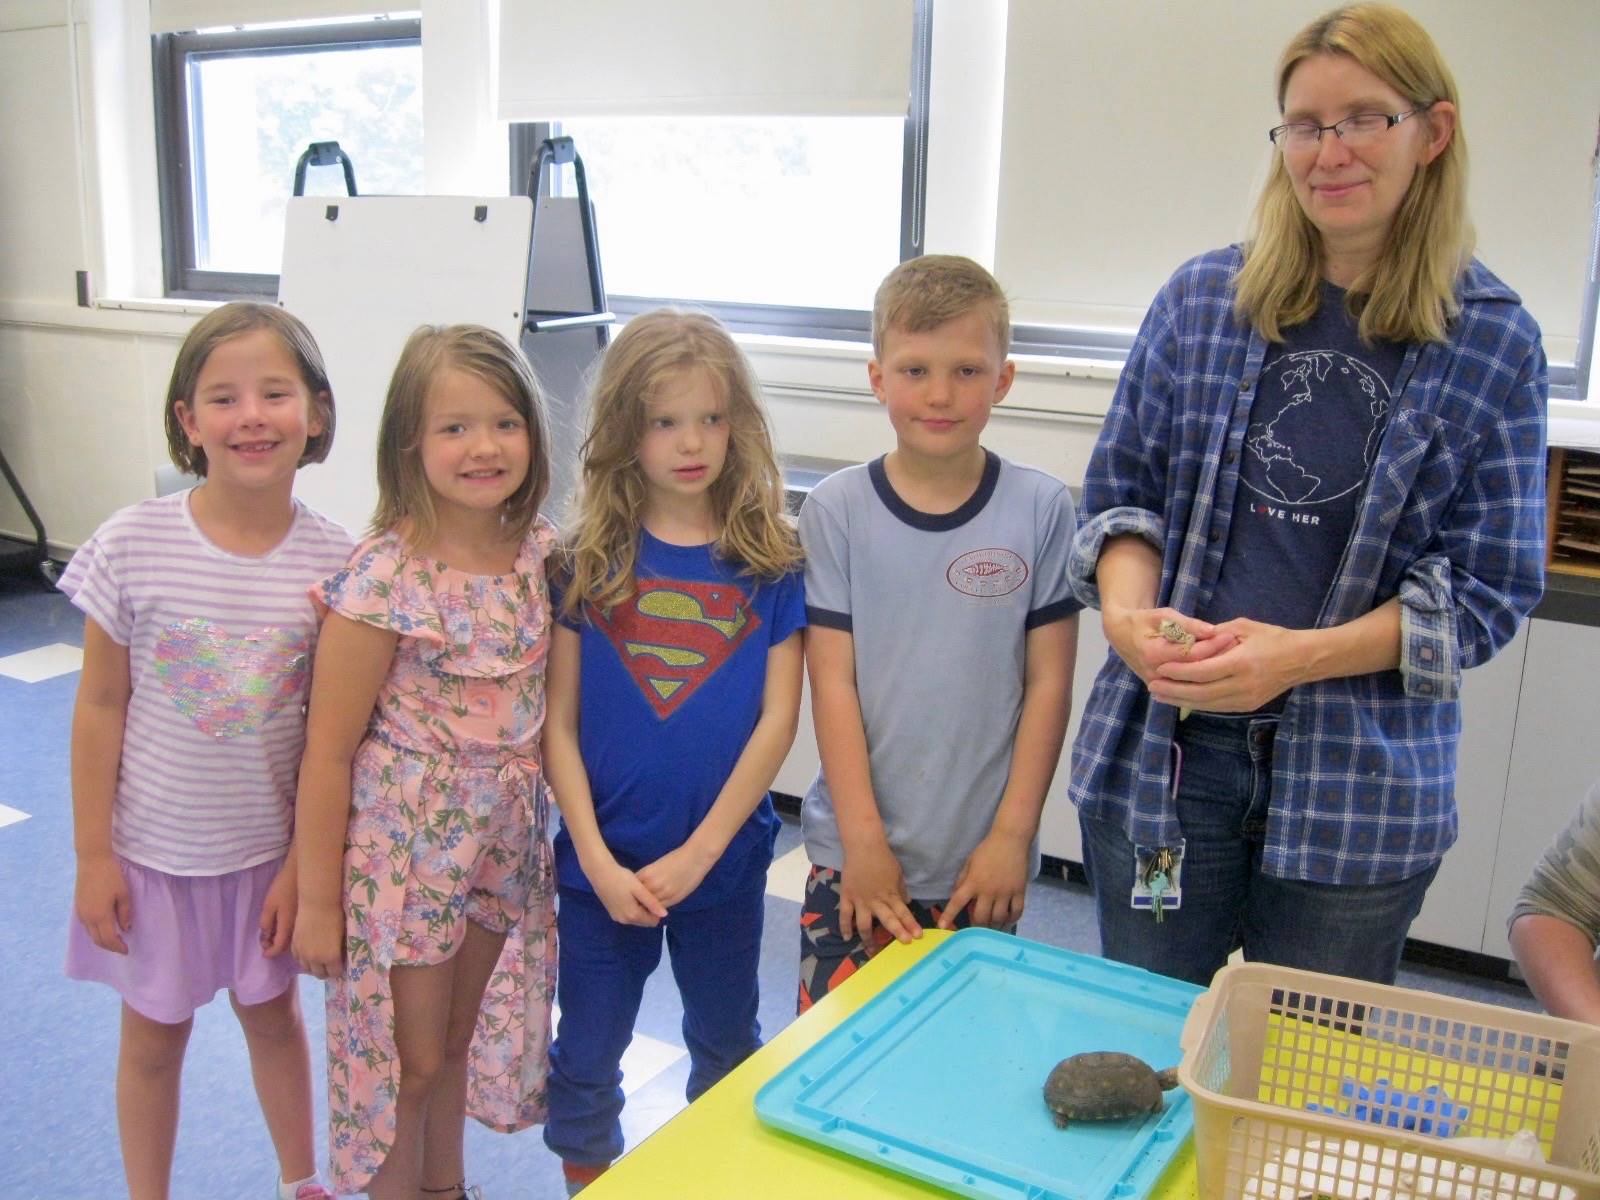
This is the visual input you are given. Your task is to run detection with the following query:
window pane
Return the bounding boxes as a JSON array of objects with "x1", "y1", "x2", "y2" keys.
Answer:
[
  {"x1": 556, "y1": 117, "x2": 903, "y2": 310},
  {"x1": 188, "y1": 42, "x2": 422, "y2": 274}
]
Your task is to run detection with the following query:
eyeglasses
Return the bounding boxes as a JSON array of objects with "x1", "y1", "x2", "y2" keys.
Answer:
[{"x1": 1268, "y1": 104, "x2": 1434, "y2": 151}]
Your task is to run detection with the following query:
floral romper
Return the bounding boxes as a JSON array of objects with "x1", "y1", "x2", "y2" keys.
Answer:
[{"x1": 319, "y1": 521, "x2": 558, "y2": 1194}]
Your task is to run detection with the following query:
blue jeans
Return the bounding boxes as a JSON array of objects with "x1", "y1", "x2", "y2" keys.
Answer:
[
  {"x1": 1079, "y1": 712, "x2": 1439, "y2": 987},
  {"x1": 542, "y1": 857, "x2": 767, "y2": 1167}
]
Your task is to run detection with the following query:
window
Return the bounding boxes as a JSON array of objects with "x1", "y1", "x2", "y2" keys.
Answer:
[
  {"x1": 153, "y1": 17, "x2": 421, "y2": 298},
  {"x1": 510, "y1": 3, "x2": 931, "y2": 340},
  {"x1": 552, "y1": 117, "x2": 906, "y2": 313}
]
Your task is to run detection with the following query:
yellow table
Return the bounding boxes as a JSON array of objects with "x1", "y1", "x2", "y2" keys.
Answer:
[{"x1": 585, "y1": 929, "x2": 1199, "y2": 1199}]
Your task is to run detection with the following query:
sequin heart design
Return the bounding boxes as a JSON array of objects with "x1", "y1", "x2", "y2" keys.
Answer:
[{"x1": 154, "y1": 618, "x2": 312, "y2": 739}]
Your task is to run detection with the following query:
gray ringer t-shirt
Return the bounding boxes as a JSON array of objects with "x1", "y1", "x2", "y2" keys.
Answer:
[
  {"x1": 1509, "y1": 779, "x2": 1600, "y2": 949},
  {"x1": 798, "y1": 451, "x2": 1080, "y2": 899}
]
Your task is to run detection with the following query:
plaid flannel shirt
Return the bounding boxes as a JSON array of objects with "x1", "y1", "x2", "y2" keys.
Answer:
[{"x1": 1068, "y1": 247, "x2": 1547, "y2": 885}]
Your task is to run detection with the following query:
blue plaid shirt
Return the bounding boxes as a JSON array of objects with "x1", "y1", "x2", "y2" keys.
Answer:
[{"x1": 1068, "y1": 247, "x2": 1547, "y2": 885}]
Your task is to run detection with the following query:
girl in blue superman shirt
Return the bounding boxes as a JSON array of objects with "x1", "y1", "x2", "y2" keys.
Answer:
[{"x1": 541, "y1": 309, "x2": 805, "y2": 1194}]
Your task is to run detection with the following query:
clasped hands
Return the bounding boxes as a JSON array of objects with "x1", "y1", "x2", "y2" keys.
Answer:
[
  {"x1": 591, "y1": 842, "x2": 718, "y2": 927},
  {"x1": 1105, "y1": 605, "x2": 1309, "y2": 714}
]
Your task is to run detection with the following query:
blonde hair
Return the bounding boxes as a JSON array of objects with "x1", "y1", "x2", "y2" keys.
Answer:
[
  {"x1": 561, "y1": 309, "x2": 801, "y2": 616},
  {"x1": 164, "y1": 302, "x2": 336, "y2": 475},
  {"x1": 872, "y1": 254, "x2": 1011, "y2": 358},
  {"x1": 1233, "y1": 3, "x2": 1471, "y2": 344},
  {"x1": 371, "y1": 325, "x2": 552, "y2": 547}
]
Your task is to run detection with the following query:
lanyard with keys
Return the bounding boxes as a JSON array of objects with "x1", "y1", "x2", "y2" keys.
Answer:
[{"x1": 1131, "y1": 743, "x2": 1185, "y2": 921}]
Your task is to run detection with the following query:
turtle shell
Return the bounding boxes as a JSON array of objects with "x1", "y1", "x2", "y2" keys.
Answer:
[{"x1": 1042, "y1": 1051, "x2": 1178, "y2": 1128}]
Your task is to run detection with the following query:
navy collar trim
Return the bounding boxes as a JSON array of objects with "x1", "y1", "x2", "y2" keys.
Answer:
[{"x1": 868, "y1": 450, "x2": 1001, "y2": 531}]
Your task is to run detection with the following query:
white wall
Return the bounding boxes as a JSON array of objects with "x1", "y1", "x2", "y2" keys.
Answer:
[
  {"x1": 1, "y1": 1, "x2": 1598, "y2": 553},
  {"x1": 996, "y1": 0, "x2": 1600, "y2": 359}
]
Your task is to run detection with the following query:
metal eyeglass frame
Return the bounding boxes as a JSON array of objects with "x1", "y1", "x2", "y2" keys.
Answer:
[{"x1": 1269, "y1": 103, "x2": 1435, "y2": 148}]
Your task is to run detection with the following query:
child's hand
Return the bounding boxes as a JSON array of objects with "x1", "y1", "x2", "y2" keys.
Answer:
[
  {"x1": 592, "y1": 861, "x2": 669, "y2": 927},
  {"x1": 292, "y1": 902, "x2": 345, "y2": 980},
  {"x1": 637, "y1": 844, "x2": 715, "y2": 910},
  {"x1": 939, "y1": 830, "x2": 1030, "y2": 930},
  {"x1": 258, "y1": 861, "x2": 298, "y2": 957},
  {"x1": 75, "y1": 853, "x2": 132, "y2": 954},
  {"x1": 839, "y1": 839, "x2": 920, "y2": 944}
]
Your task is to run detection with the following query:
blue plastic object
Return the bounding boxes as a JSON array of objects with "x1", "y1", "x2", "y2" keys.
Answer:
[
  {"x1": 1306, "y1": 1076, "x2": 1469, "y2": 1137},
  {"x1": 754, "y1": 928, "x2": 1204, "y2": 1200}
]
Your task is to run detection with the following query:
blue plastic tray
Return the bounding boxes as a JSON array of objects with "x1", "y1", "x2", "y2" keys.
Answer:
[{"x1": 754, "y1": 929, "x2": 1203, "y2": 1199}]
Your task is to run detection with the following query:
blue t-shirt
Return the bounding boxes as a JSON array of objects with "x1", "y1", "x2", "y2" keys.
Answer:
[
  {"x1": 553, "y1": 530, "x2": 806, "y2": 909},
  {"x1": 1199, "y1": 283, "x2": 1405, "y2": 710}
]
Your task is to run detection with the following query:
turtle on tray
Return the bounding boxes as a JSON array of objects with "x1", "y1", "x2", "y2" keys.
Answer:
[{"x1": 1042, "y1": 1051, "x2": 1181, "y2": 1129}]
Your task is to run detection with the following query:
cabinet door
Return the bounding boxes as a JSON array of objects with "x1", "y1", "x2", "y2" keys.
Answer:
[
  {"x1": 1037, "y1": 612, "x2": 1111, "y2": 864},
  {"x1": 1406, "y1": 624, "x2": 1526, "y2": 951},
  {"x1": 772, "y1": 670, "x2": 820, "y2": 801},
  {"x1": 1, "y1": 20, "x2": 84, "y2": 306},
  {"x1": 1482, "y1": 619, "x2": 1600, "y2": 959}
]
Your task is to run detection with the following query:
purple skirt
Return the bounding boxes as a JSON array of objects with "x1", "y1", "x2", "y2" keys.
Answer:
[{"x1": 65, "y1": 855, "x2": 298, "y2": 1024}]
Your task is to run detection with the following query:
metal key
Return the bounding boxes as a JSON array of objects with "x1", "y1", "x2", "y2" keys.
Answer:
[{"x1": 1143, "y1": 847, "x2": 1174, "y2": 924}]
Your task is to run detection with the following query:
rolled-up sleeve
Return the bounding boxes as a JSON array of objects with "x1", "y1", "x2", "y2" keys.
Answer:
[
  {"x1": 1068, "y1": 507, "x2": 1166, "y2": 611},
  {"x1": 1396, "y1": 336, "x2": 1546, "y2": 702},
  {"x1": 1396, "y1": 554, "x2": 1457, "y2": 700}
]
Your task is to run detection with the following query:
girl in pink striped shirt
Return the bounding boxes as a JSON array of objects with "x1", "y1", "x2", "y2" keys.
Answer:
[{"x1": 62, "y1": 303, "x2": 351, "y2": 1200}]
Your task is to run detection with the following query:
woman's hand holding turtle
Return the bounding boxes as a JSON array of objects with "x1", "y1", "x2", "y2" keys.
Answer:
[
  {"x1": 1102, "y1": 604, "x2": 1235, "y2": 685},
  {"x1": 1147, "y1": 617, "x2": 1308, "y2": 713}
]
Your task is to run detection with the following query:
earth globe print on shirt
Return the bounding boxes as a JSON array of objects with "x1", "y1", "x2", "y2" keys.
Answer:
[{"x1": 1242, "y1": 351, "x2": 1391, "y2": 506}]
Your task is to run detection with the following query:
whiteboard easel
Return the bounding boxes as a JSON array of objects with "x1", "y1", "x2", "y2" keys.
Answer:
[{"x1": 278, "y1": 195, "x2": 534, "y2": 537}]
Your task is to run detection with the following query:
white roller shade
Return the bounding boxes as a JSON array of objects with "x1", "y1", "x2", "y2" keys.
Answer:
[
  {"x1": 497, "y1": 0, "x2": 914, "y2": 120},
  {"x1": 994, "y1": 0, "x2": 1600, "y2": 358},
  {"x1": 150, "y1": 2, "x2": 407, "y2": 33}
]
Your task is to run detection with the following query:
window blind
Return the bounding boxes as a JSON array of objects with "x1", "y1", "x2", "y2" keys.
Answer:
[
  {"x1": 496, "y1": 1, "x2": 913, "y2": 120},
  {"x1": 149, "y1": 2, "x2": 406, "y2": 34}
]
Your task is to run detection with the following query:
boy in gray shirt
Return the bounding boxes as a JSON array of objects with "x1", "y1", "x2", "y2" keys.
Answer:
[{"x1": 796, "y1": 255, "x2": 1081, "y2": 1011}]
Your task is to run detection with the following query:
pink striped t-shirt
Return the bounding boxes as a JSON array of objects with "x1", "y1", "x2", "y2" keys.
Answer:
[{"x1": 59, "y1": 490, "x2": 353, "y2": 875}]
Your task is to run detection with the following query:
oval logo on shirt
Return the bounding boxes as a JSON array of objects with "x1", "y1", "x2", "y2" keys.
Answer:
[{"x1": 946, "y1": 548, "x2": 1028, "y2": 597}]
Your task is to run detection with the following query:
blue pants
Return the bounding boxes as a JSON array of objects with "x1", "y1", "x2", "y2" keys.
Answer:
[
  {"x1": 542, "y1": 864, "x2": 767, "y2": 1166},
  {"x1": 1079, "y1": 712, "x2": 1439, "y2": 987}
]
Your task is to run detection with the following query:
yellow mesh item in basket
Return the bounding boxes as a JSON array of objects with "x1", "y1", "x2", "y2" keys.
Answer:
[{"x1": 1177, "y1": 963, "x2": 1600, "y2": 1199}]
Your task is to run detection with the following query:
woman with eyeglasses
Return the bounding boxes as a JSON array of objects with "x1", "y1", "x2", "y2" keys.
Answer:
[{"x1": 1068, "y1": 3, "x2": 1547, "y2": 987}]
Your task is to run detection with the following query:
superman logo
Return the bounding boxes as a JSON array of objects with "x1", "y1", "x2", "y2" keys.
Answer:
[{"x1": 594, "y1": 579, "x2": 760, "y2": 718}]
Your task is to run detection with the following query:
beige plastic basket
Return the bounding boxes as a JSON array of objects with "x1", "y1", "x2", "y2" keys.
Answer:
[{"x1": 1178, "y1": 962, "x2": 1600, "y2": 1199}]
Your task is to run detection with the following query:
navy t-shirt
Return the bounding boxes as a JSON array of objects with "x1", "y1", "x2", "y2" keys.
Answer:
[
  {"x1": 1200, "y1": 283, "x2": 1406, "y2": 709},
  {"x1": 553, "y1": 530, "x2": 806, "y2": 909}
]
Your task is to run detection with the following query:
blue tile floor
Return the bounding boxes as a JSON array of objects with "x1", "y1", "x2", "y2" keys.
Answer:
[{"x1": 0, "y1": 575, "x2": 1537, "y2": 1198}]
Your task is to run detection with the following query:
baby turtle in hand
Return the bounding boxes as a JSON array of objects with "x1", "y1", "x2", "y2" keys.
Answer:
[
  {"x1": 1043, "y1": 1051, "x2": 1181, "y2": 1128},
  {"x1": 1156, "y1": 618, "x2": 1196, "y2": 654}
]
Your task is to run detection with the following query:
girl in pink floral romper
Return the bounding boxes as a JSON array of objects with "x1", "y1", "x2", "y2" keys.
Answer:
[{"x1": 293, "y1": 326, "x2": 557, "y2": 1200}]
